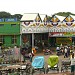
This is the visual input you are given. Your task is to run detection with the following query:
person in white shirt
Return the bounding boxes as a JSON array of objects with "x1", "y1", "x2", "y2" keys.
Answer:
[
  {"x1": 64, "y1": 47, "x2": 68, "y2": 58},
  {"x1": 56, "y1": 46, "x2": 60, "y2": 51}
]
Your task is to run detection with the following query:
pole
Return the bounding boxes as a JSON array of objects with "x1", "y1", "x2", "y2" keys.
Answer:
[
  {"x1": 32, "y1": 33, "x2": 34, "y2": 48},
  {"x1": 20, "y1": 22, "x2": 22, "y2": 62},
  {"x1": 31, "y1": 33, "x2": 34, "y2": 62}
]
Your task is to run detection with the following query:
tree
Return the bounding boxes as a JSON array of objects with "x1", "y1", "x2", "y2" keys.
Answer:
[
  {"x1": 0, "y1": 11, "x2": 11, "y2": 18},
  {"x1": 47, "y1": 16, "x2": 52, "y2": 21},
  {"x1": 12, "y1": 14, "x2": 22, "y2": 21},
  {"x1": 0, "y1": 11, "x2": 22, "y2": 21},
  {"x1": 55, "y1": 12, "x2": 75, "y2": 17}
]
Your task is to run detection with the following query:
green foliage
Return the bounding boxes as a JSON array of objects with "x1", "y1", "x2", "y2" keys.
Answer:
[
  {"x1": 0, "y1": 11, "x2": 11, "y2": 18},
  {"x1": 0, "y1": 11, "x2": 75, "y2": 21},
  {"x1": 55, "y1": 12, "x2": 75, "y2": 17},
  {"x1": 0, "y1": 11, "x2": 22, "y2": 21},
  {"x1": 12, "y1": 14, "x2": 22, "y2": 21},
  {"x1": 48, "y1": 12, "x2": 75, "y2": 20},
  {"x1": 47, "y1": 16, "x2": 52, "y2": 21}
]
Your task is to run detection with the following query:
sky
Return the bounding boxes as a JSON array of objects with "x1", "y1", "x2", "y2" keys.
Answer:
[{"x1": 0, "y1": 0, "x2": 75, "y2": 16}]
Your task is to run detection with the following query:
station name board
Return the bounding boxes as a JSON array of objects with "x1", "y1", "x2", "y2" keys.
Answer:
[
  {"x1": 0, "y1": 18, "x2": 17, "y2": 22},
  {"x1": 5, "y1": 18, "x2": 17, "y2": 22},
  {"x1": 0, "y1": 18, "x2": 4, "y2": 22}
]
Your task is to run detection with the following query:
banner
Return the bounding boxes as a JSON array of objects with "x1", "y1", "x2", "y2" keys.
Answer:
[{"x1": 63, "y1": 32, "x2": 75, "y2": 36}]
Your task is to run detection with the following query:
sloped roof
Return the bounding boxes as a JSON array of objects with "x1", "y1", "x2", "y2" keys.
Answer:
[
  {"x1": 40, "y1": 14, "x2": 47, "y2": 21},
  {"x1": 55, "y1": 15, "x2": 65, "y2": 21},
  {"x1": 70, "y1": 15, "x2": 75, "y2": 20},
  {"x1": 20, "y1": 13, "x2": 39, "y2": 21}
]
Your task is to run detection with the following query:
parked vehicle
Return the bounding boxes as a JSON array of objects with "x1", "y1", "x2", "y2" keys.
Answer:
[
  {"x1": 43, "y1": 48, "x2": 52, "y2": 55},
  {"x1": 32, "y1": 56, "x2": 45, "y2": 74},
  {"x1": 46, "y1": 55, "x2": 59, "y2": 73},
  {"x1": 61, "y1": 59, "x2": 71, "y2": 72}
]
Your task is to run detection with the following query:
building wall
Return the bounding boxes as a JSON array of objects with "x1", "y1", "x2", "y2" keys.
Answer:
[
  {"x1": 0, "y1": 21, "x2": 20, "y2": 47},
  {"x1": 17, "y1": 35, "x2": 20, "y2": 46},
  {"x1": 0, "y1": 22, "x2": 20, "y2": 34},
  {"x1": 3, "y1": 35, "x2": 20, "y2": 47},
  {"x1": 4, "y1": 35, "x2": 11, "y2": 47}
]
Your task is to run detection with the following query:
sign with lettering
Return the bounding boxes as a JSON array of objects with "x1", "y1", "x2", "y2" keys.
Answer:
[
  {"x1": 49, "y1": 32, "x2": 63, "y2": 37},
  {"x1": 56, "y1": 37, "x2": 72, "y2": 45},
  {"x1": 0, "y1": 18, "x2": 4, "y2": 22},
  {"x1": 5, "y1": 18, "x2": 17, "y2": 22}
]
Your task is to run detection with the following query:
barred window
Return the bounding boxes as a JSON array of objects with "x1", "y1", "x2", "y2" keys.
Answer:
[
  {"x1": 0, "y1": 24, "x2": 4, "y2": 27},
  {"x1": 0, "y1": 35, "x2": 4, "y2": 44},
  {"x1": 11, "y1": 35, "x2": 17, "y2": 44}
]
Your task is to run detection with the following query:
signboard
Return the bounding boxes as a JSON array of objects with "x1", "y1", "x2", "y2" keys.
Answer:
[
  {"x1": 49, "y1": 32, "x2": 63, "y2": 37},
  {"x1": 56, "y1": 37, "x2": 72, "y2": 45},
  {"x1": 0, "y1": 18, "x2": 4, "y2": 22},
  {"x1": 49, "y1": 32, "x2": 75, "y2": 37},
  {"x1": 5, "y1": 18, "x2": 17, "y2": 22}
]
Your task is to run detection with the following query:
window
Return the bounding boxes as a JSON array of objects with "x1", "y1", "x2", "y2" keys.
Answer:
[
  {"x1": 11, "y1": 35, "x2": 17, "y2": 44},
  {"x1": 11, "y1": 24, "x2": 16, "y2": 26},
  {"x1": 0, "y1": 24, "x2": 4, "y2": 27},
  {"x1": 0, "y1": 35, "x2": 4, "y2": 44}
]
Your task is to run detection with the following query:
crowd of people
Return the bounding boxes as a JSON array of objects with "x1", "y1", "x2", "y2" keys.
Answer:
[
  {"x1": 56, "y1": 44, "x2": 73, "y2": 58},
  {"x1": 56, "y1": 44, "x2": 75, "y2": 74}
]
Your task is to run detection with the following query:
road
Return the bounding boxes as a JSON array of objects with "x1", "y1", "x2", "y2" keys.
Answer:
[
  {"x1": 32, "y1": 52, "x2": 71, "y2": 75},
  {"x1": 0, "y1": 48, "x2": 73, "y2": 75}
]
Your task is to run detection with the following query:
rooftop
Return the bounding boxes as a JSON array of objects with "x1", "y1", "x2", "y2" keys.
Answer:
[{"x1": 20, "y1": 13, "x2": 39, "y2": 21}]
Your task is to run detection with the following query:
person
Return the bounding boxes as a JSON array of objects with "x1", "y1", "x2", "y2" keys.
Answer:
[
  {"x1": 21, "y1": 48, "x2": 26, "y2": 62},
  {"x1": 61, "y1": 47, "x2": 64, "y2": 55},
  {"x1": 14, "y1": 46, "x2": 19, "y2": 62},
  {"x1": 32, "y1": 47, "x2": 36, "y2": 55},
  {"x1": 42, "y1": 41, "x2": 45, "y2": 50},
  {"x1": 60, "y1": 43, "x2": 62, "y2": 49},
  {"x1": 71, "y1": 52, "x2": 75, "y2": 75},
  {"x1": 56, "y1": 46, "x2": 60, "y2": 51},
  {"x1": 67, "y1": 46, "x2": 70, "y2": 57},
  {"x1": 56, "y1": 46, "x2": 60, "y2": 55},
  {"x1": 64, "y1": 47, "x2": 68, "y2": 58},
  {"x1": 29, "y1": 52, "x2": 32, "y2": 62}
]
